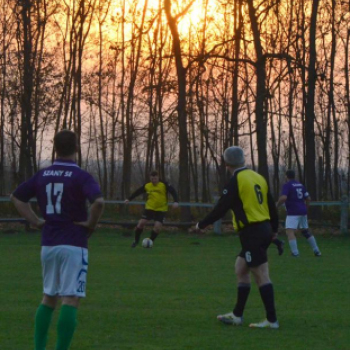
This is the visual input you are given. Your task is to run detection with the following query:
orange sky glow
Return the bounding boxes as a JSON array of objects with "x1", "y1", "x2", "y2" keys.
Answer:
[{"x1": 106, "y1": 0, "x2": 225, "y2": 40}]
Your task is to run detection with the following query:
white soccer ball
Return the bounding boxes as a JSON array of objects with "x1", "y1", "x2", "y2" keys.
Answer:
[{"x1": 142, "y1": 238, "x2": 153, "y2": 248}]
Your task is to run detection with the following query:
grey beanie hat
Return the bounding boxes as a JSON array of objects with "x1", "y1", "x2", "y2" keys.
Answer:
[{"x1": 223, "y1": 146, "x2": 245, "y2": 167}]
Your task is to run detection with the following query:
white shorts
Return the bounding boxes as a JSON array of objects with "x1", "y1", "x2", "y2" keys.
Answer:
[
  {"x1": 41, "y1": 245, "x2": 88, "y2": 298},
  {"x1": 285, "y1": 215, "x2": 309, "y2": 230}
]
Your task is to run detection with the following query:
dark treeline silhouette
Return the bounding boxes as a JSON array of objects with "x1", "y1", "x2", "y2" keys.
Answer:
[{"x1": 0, "y1": 0, "x2": 349, "y2": 203}]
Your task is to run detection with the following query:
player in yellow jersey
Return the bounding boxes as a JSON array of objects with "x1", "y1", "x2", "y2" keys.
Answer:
[
  {"x1": 195, "y1": 146, "x2": 280, "y2": 329},
  {"x1": 125, "y1": 171, "x2": 179, "y2": 247}
]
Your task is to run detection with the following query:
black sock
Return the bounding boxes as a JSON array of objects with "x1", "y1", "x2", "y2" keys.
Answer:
[
  {"x1": 259, "y1": 283, "x2": 277, "y2": 323},
  {"x1": 272, "y1": 238, "x2": 282, "y2": 246},
  {"x1": 233, "y1": 283, "x2": 251, "y2": 317},
  {"x1": 301, "y1": 229, "x2": 311, "y2": 239},
  {"x1": 272, "y1": 238, "x2": 284, "y2": 255},
  {"x1": 134, "y1": 228, "x2": 143, "y2": 244},
  {"x1": 150, "y1": 230, "x2": 159, "y2": 242}
]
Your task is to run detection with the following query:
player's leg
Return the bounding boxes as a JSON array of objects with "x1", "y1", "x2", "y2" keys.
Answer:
[
  {"x1": 233, "y1": 256, "x2": 251, "y2": 319},
  {"x1": 149, "y1": 212, "x2": 165, "y2": 242},
  {"x1": 271, "y1": 233, "x2": 284, "y2": 255},
  {"x1": 36, "y1": 246, "x2": 60, "y2": 350},
  {"x1": 218, "y1": 226, "x2": 257, "y2": 326},
  {"x1": 217, "y1": 256, "x2": 249, "y2": 325},
  {"x1": 55, "y1": 297, "x2": 80, "y2": 350},
  {"x1": 55, "y1": 246, "x2": 87, "y2": 350},
  {"x1": 150, "y1": 221, "x2": 163, "y2": 242},
  {"x1": 285, "y1": 216, "x2": 299, "y2": 256},
  {"x1": 249, "y1": 262, "x2": 279, "y2": 328},
  {"x1": 247, "y1": 224, "x2": 278, "y2": 328},
  {"x1": 286, "y1": 228, "x2": 299, "y2": 256},
  {"x1": 300, "y1": 216, "x2": 321, "y2": 256},
  {"x1": 35, "y1": 294, "x2": 58, "y2": 350},
  {"x1": 132, "y1": 218, "x2": 148, "y2": 247}
]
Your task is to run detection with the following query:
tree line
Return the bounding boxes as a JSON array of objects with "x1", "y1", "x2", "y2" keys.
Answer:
[{"x1": 0, "y1": 0, "x2": 349, "y2": 220}]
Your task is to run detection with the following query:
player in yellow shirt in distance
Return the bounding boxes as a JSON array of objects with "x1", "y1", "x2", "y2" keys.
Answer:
[{"x1": 125, "y1": 171, "x2": 179, "y2": 247}]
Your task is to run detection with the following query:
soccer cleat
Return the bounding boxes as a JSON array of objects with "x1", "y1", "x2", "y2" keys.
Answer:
[
  {"x1": 217, "y1": 312, "x2": 243, "y2": 326},
  {"x1": 249, "y1": 319, "x2": 279, "y2": 329},
  {"x1": 131, "y1": 241, "x2": 138, "y2": 248},
  {"x1": 314, "y1": 250, "x2": 322, "y2": 257},
  {"x1": 291, "y1": 253, "x2": 299, "y2": 257},
  {"x1": 276, "y1": 240, "x2": 284, "y2": 256}
]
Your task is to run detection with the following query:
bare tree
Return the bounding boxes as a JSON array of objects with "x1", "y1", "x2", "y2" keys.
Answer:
[
  {"x1": 121, "y1": 0, "x2": 149, "y2": 198},
  {"x1": 96, "y1": 0, "x2": 111, "y2": 196},
  {"x1": 53, "y1": 0, "x2": 96, "y2": 165},
  {"x1": 304, "y1": 0, "x2": 320, "y2": 199},
  {"x1": 0, "y1": 0, "x2": 17, "y2": 193},
  {"x1": 343, "y1": 18, "x2": 350, "y2": 194},
  {"x1": 246, "y1": 0, "x2": 269, "y2": 182},
  {"x1": 164, "y1": 0, "x2": 192, "y2": 220},
  {"x1": 17, "y1": 0, "x2": 37, "y2": 182}
]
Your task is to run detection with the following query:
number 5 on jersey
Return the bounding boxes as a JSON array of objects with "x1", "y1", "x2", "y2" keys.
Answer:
[{"x1": 46, "y1": 183, "x2": 64, "y2": 214}]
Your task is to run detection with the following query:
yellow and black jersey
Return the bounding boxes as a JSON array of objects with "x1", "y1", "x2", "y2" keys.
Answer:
[
  {"x1": 128, "y1": 181, "x2": 179, "y2": 212},
  {"x1": 198, "y1": 167, "x2": 278, "y2": 232}
]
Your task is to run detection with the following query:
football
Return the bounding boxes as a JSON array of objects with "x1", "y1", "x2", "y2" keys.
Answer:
[{"x1": 142, "y1": 238, "x2": 153, "y2": 248}]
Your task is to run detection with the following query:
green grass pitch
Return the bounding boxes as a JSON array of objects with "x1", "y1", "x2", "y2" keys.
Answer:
[{"x1": 1, "y1": 228, "x2": 350, "y2": 349}]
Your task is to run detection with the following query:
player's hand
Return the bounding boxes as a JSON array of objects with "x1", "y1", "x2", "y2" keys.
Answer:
[
  {"x1": 34, "y1": 219, "x2": 45, "y2": 229},
  {"x1": 193, "y1": 222, "x2": 204, "y2": 233},
  {"x1": 124, "y1": 199, "x2": 130, "y2": 204},
  {"x1": 74, "y1": 221, "x2": 96, "y2": 237},
  {"x1": 172, "y1": 202, "x2": 179, "y2": 209}
]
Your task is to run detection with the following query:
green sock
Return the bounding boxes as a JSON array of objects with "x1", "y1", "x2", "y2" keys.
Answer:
[
  {"x1": 35, "y1": 304, "x2": 54, "y2": 350},
  {"x1": 55, "y1": 305, "x2": 78, "y2": 350}
]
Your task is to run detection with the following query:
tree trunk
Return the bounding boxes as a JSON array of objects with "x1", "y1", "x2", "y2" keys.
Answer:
[
  {"x1": 304, "y1": 0, "x2": 320, "y2": 199},
  {"x1": 247, "y1": 0, "x2": 269, "y2": 182},
  {"x1": 164, "y1": 0, "x2": 191, "y2": 221}
]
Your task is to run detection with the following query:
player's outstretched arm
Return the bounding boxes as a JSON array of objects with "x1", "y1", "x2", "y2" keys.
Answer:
[
  {"x1": 276, "y1": 195, "x2": 287, "y2": 207},
  {"x1": 10, "y1": 194, "x2": 45, "y2": 228},
  {"x1": 167, "y1": 184, "x2": 179, "y2": 204},
  {"x1": 127, "y1": 185, "x2": 146, "y2": 202},
  {"x1": 305, "y1": 196, "x2": 311, "y2": 209},
  {"x1": 267, "y1": 191, "x2": 279, "y2": 233}
]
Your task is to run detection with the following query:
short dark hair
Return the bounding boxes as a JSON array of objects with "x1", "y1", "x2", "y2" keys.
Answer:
[
  {"x1": 54, "y1": 130, "x2": 78, "y2": 157},
  {"x1": 150, "y1": 171, "x2": 158, "y2": 177},
  {"x1": 286, "y1": 169, "x2": 295, "y2": 179},
  {"x1": 223, "y1": 146, "x2": 245, "y2": 167}
]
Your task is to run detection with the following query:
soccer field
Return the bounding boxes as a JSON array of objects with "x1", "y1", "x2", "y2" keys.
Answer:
[{"x1": 1, "y1": 229, "x2": 350, "y2": 350}]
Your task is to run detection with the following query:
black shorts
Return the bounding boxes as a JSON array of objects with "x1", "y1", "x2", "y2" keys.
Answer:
[
  {"x1": 238, "y1": 221, "x2": 273, "y2": 267},
  {"x1": 141, "y1": 209, "x2": 166, "y2": 223}
]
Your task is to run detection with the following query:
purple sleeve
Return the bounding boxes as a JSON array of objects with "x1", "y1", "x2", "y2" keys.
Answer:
[
  {"x1": 81, "y1": 173, "x2": 102, "y2": 203},
  {"x1": 12, "y1": 175, "x2": 37, "y2": 202}
]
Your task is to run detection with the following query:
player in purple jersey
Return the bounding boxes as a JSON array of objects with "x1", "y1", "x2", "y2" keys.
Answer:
[
  {"x1": 11, "y1": 130, "x2": 104, "y2": 350},
  {"x1": 277, "y1": 170, "x2": 321, "y2": 257}
]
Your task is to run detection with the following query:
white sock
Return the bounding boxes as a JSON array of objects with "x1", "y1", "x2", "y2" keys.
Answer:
[
  {"x1": 289, "y1": 239, "x2": 299, "y2": 255},
  {"x1": 307, "y1": 236, "x2": 320, "y2": 252}
]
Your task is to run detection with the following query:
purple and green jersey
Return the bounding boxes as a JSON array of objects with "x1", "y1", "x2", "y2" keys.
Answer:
[
  {"x1": 281, "y1": 180, "x2": 309, "y2": 216},
  {"x1": 12, "y1": 159, "x2": 102, "y2": 248}
]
